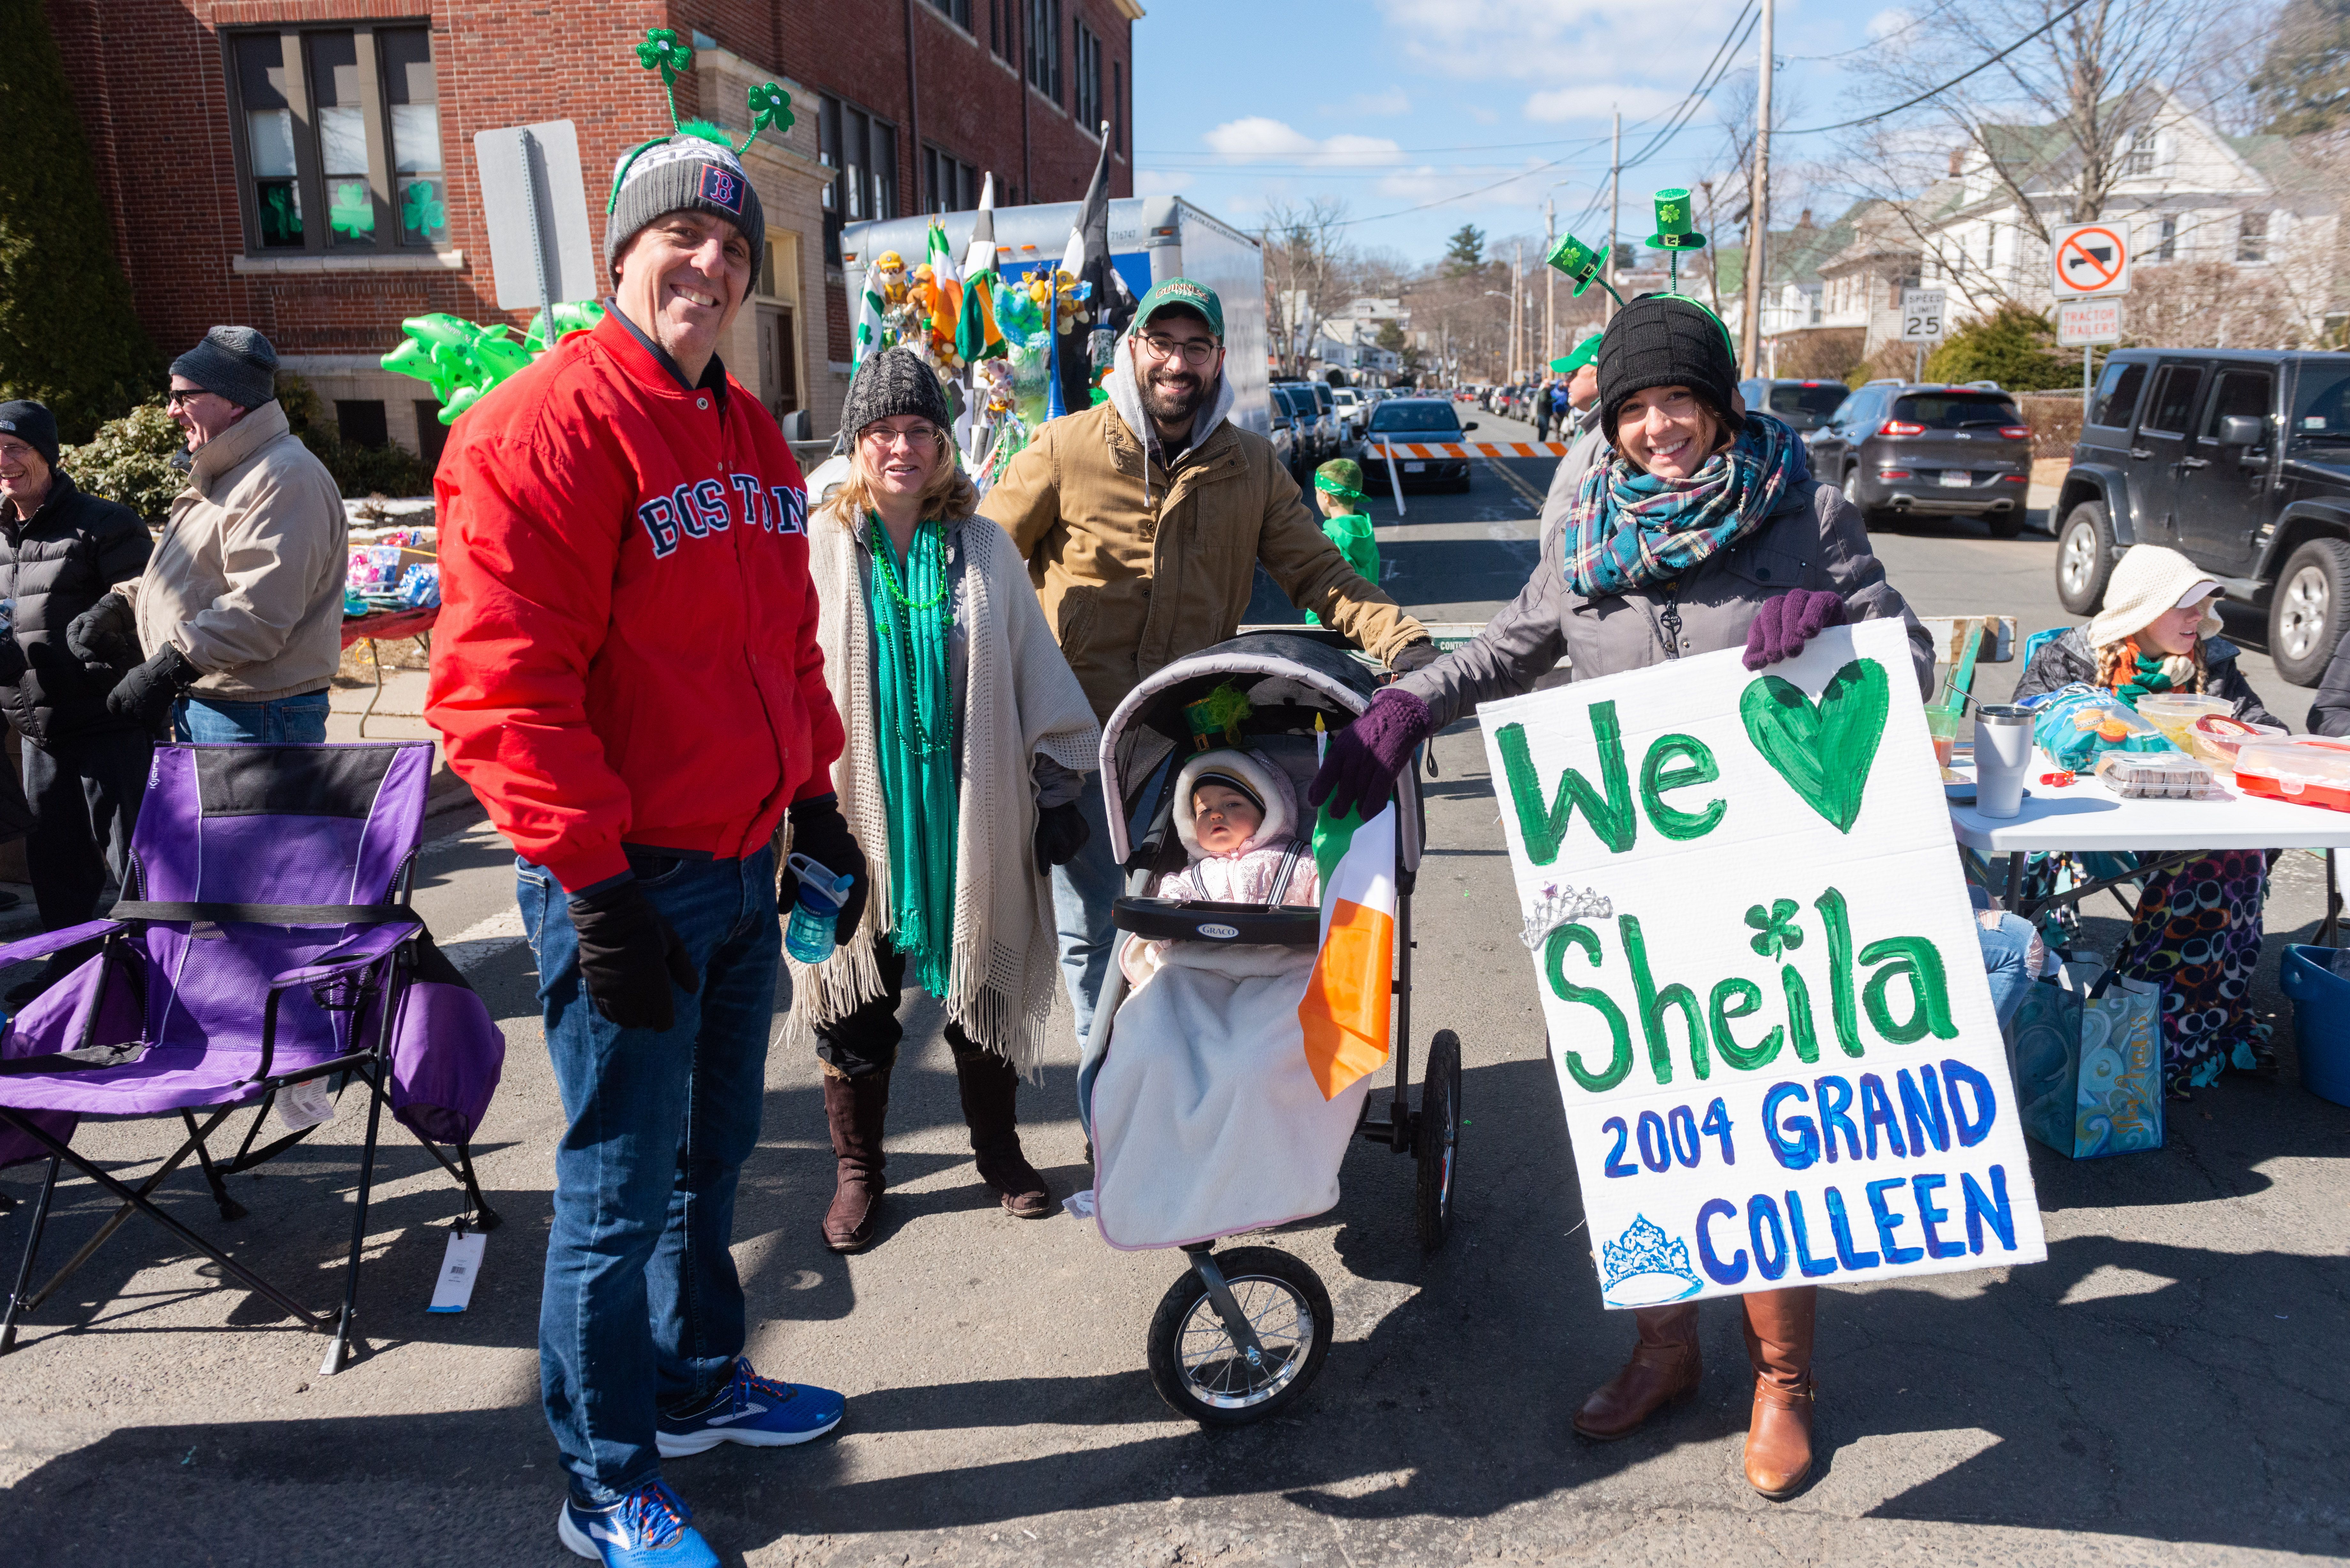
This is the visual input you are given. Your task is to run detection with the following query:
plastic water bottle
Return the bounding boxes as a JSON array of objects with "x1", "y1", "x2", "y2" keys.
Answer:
[{"x1": 784, "y1": 852, "x2": 855, "y2": 965}]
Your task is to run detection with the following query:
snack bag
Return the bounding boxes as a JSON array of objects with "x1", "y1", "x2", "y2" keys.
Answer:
[{"x1": 2030, "y1": 683, "x2": 2177, "y2": 772}]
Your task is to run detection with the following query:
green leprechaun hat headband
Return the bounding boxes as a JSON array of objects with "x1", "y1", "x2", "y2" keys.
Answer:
[
  {"x1": 1544, "y1": 231, "x2": 1626, "y2": 309},
  {"x1": 1644, "y1": 188, "x2": 1708, "y2": 290},
  {"x1": 605, "y1": 28, "x2": 795, "y2": 217}
]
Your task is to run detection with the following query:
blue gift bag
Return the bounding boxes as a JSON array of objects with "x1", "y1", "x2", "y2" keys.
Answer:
[{"x1": 2005, "y1": 956, "x2": 2165, "y2": 1158}]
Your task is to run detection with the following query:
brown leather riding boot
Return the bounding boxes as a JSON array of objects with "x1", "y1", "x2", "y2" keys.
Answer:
[
  {"x1": 1572, "y1": 1303, "x2": 1702, "y2": 1440},
  {"x1": 952, "y1": 1039, "x2": 1052, "y2": 1218},
  {"x1": 821, "y1": 1068, "x2": 889, "y2": 1253},
  {"x1": 1740, "y1": 1285, "x2": 1818, "y2": 1499}
]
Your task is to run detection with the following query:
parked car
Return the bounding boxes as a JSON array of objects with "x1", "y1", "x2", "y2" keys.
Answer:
[
  {"x1": 1273, "y1": 383, "x2": 1328, "y2": 469},
  {"x1": 2052, "y1": 347, "x2": 2350, "y2": 685},
  {"x1": 1365, "y1": 397, "x2": 1478, "y2": 492},
  {"x1": 1300, "y1": 380, "x2": 1342, "y2": 456},
  {"x1": 1270, "y1": 390, "x2": 1300, "y2": 483},
  {"x1": 1737, "y1": 377, "x2": 1851, "y2": 433},
  {"x1": 1331, "y1": 386, "x2": 1367, "y2": 443},
  {"x1": 1806, "y1": 382, "x2": 2034, "y2": 539}
]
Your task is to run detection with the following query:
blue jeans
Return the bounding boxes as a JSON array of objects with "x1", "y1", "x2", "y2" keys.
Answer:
[
  {"x1": 1978, "y1": 911, "x2": 2039, "y2": 1031},
  {"x1": 173, "y1": 688, "x2": 331, "y2": 743},
  {"x1": 1049, "y1": 782, "x2": 1121, "y2": 1050},
  {"x1": 517, "y1": 844, "x2": 783, "y2": 1507}
]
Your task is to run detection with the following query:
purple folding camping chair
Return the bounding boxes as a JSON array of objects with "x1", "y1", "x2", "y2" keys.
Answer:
[{"x1": 0, "y1": 742, "x2": 504, "y2": 1375}]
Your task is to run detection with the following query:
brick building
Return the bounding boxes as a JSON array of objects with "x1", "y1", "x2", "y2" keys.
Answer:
[{"x1": 48, "y1": 0, "x2": 1138, "y2": 462}]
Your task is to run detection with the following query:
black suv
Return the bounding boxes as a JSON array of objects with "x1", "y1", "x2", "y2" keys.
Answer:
[
  {"x1": 1806, "y1": 381, "x2": 2035, "y2": 538},
  {"x1": 2054, "y1": 348, "x2": 2350, "y2": 685},
  {"x1": 1737, "y1": 377, "x2": 1850, "y2": 433}
]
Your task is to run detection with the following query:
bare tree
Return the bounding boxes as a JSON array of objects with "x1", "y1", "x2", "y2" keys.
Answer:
[{"x1": 1259, "y1": 197, "x2": 1353, "y2": 377}]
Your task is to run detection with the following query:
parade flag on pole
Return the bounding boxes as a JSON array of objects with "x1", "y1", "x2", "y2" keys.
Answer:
[
  {"x1": 956, "y1": 176, "x2": 1006, "y2": 366},
  {"x1": 925, "y1": 219, "x2": 963, "y2": 343},
  {"x1": 1297, "y1": 801, "x2": 1399, "y2": 1100},
  {"x1": 853, "y1": 268, "x2": 889, "y2": 368}
]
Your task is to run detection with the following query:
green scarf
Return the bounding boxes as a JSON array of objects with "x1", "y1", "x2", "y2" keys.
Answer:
[
  {"x1": 2116, "y1": 653, "x2": 2177, "y2": 706},
  {"x1": 868, "y1": 514, "x2": 959, "y2": 995}
]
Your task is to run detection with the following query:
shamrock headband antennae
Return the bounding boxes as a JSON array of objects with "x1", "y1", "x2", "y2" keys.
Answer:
[{"x1": 615, "y1": 27, "x2": 798, "y2": 206}]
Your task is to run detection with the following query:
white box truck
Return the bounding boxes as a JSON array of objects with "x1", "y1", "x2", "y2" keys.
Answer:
[{"x1": 841, "y1": 194, "x2": 1270, "y2": 437}]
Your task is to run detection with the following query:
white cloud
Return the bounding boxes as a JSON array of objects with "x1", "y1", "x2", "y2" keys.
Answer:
[
  {"x1": 1200, "y1": 117, "x2": 1408, "y2": 167},
  {"x1": 1319, "y1": 86, "x2": 1413, "y2": 117},
  {"x1": 1866, "y1": 6, "x2": 1914, "y2": 39},
  {"x1": 1370, "y1": 0, "x2": 1752, "y2": 130},
  {"x1": 1134, "y1": 169, "x2": 1195, "y2": 196},
  {"x1": 1523, "y1": 84, "x2": 1687, "y2": 124}
]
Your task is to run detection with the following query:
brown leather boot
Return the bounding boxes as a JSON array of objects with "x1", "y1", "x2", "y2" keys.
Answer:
[
  {"x1": 1572, "y1": 1303, "x2": 1702, "y2": 1440},
  {"x1": 1741, "y1": 1285, "x2": 1818, "y2": 1499},
  {"x1": 821, "y1": 1068, "x2": 889, "y2": 1252},
  {"x1": 952, "y1": 1039, "x2": 1052, "y2": 1218}
]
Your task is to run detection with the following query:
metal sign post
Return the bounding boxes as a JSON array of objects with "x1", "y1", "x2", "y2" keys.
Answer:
[
  {"x1": 1900, "y1": 287, "x2": 1946, "y2": 381},
  {"x1": 2056, "y1": 298, "x2": 2124, "y2": 425},
  {"x1": 473, "y1": 119, "x2": 596, "y2": 335}
]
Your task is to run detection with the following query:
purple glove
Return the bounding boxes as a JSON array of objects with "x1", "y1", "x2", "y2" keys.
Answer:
[
  {"x1": 1308, "y1": 687, "x2": 1434, "y2": 819},
  {"x1": 1743, "y1": 588, "x2": 1847, "y2": 671}
]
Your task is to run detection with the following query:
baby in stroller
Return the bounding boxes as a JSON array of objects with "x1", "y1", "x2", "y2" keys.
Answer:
[{"x1": 1120, "y1": 748, "x2": 1321, "y2": 991}]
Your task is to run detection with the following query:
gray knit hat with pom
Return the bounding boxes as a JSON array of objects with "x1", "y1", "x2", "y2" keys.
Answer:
[{"x1": 841, "y1": 347, "x2": 953, "y2": 438}]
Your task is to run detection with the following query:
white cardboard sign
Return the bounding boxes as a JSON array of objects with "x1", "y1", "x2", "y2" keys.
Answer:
[{"x1": 1476, "y1": 619, "x2": 2046, "y2": 1308}]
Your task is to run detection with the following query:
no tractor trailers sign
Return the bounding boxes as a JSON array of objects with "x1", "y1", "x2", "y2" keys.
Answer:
[{"x1": 2051, "y1": 221, "x2": 2130, "y2": 299}]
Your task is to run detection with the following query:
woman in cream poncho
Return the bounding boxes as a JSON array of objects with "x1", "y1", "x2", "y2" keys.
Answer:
[{"x1": 791, "y1": 348, "x2": 1100, "y2": 1252}]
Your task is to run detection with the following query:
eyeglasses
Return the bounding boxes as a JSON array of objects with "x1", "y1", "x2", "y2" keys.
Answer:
[
  {"x1": 165, "y1": 388, "x2": 213, "y2": 409},
  {"x1": 1136, "y1": 333, "x2": 1219, "y2": 367},
  {"x1": 860, "y1": 424, "x2": 940, "y2": 450}
]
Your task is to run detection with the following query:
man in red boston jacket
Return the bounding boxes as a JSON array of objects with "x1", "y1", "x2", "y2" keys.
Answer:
[{"x1": 428, "y1": 129, "x2": 868, "y2": 1567}]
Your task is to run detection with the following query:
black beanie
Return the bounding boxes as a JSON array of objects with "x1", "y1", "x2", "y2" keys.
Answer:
[
  {"x1": 0, "y1": 400, "x2": 59, "y2": 468},
  {"x1": 841, "y1": 347, "x2": 953, "y2": 438},
  {"x1": 1597, "y1": 293, "x2": 1740, "y2": 443}
]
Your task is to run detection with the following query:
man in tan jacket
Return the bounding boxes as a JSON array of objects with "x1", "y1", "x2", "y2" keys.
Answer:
[
  {"x1": 72, "y1": 327, "x2": 348, "y2": 743},
  {"x1": 979, "y1": 276, "x2": 1434, "y2": 1046}
]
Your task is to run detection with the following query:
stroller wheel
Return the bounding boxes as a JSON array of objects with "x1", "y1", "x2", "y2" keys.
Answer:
[
  {"x1": 1146, "y1": 1246, "x2": 1332, "y2": 1426},
  {"x1": 1415, "y1": 1029, "x2": 1463, "y2": 1252}
]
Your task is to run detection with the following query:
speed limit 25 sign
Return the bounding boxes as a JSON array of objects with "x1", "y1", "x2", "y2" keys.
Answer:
[{"x1": 1900, "y1": 288, "x2": 1946, "y2": 342}]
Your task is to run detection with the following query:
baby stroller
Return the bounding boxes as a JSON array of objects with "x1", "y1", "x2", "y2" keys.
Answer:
[{"x1": 1077, "y1": 630, "x2": 1461, "y2": 1426}]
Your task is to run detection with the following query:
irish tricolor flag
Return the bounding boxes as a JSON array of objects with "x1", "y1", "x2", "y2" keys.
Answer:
[{"x1": 1297, "y1": 802, "x2": 1398, "y2": 1100}]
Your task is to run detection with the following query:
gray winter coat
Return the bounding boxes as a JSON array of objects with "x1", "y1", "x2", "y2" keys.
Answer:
[{"x1": 1398, "y1": 434, "x2": 1934, "y2": 726}]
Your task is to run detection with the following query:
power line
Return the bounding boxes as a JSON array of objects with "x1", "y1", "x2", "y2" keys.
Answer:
[{"x1": 1776, "y1": 0, "x2": 2096, "y2": 135}]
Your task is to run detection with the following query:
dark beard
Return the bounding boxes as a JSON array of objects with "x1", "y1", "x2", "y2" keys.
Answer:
[{"x1": 1139, "y1": 369, "x2": 1209, "y2": 433}]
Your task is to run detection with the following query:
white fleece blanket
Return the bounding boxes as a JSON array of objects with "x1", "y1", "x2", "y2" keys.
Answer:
[{"x1": 1088, "y1": 941, "x2": 1373, "y2": 1250}]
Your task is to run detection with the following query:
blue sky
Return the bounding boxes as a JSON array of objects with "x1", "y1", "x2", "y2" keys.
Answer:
[{"x1": 1132, "y1": 0, "x2": 1902, "y2": 266}]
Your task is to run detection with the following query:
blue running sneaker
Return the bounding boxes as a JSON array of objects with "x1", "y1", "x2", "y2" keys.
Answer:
[
  {"x1": 656, "y1": 1357, "x2": 845, "y2": 1457},
  {"x1": 557, "y1": 1480, "x2": 718, "y2": 1567}
]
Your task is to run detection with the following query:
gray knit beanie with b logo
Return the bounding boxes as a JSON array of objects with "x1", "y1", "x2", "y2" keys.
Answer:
[{"x1": 605, "y1": 134, "x2": 767, "y2": 276}]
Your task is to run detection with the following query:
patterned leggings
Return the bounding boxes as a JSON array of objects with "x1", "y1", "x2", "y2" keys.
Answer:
[{"x1": 2111, "y1": 849, "x2": 2272, "y2": 1092}]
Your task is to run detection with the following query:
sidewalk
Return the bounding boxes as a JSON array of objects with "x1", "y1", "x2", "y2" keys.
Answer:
[{"x1": 329, "y1": 647, "x2": 475, "y2": 819}]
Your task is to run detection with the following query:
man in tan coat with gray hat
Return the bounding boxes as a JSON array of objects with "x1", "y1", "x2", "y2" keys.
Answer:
[{"x1": 69, "y1": 325, "x2": 347, "y2": 743}]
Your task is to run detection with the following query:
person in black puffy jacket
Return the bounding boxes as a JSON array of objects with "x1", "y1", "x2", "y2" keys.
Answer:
[{"x1": 0, "y1": 400, "x2": 154, "y2": 1000}]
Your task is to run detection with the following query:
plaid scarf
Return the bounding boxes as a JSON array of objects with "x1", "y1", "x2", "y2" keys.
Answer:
[{"x1": 1562, "y1": 413, "x2": 1801, "y2": 599}]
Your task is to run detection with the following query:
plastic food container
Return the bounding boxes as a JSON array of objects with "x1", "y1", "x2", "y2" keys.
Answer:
[
  {"x1": 2094, "y1": 750, "x2": 2226, "y2": 800},
  {"x1": 2134, "y1": 693, "x2": 2235, "y2": 749},
  {"x1": 2182, "y1": 714, "x2": 2286, "y2": 773},
  {"x1": 2234, "y1": 738, "x2": 2350, "y2": 811}
]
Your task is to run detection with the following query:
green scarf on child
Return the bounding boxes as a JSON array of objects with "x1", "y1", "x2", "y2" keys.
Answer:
[{"x1": 868, "y1": 514, "x2": 959, "y2": 995}]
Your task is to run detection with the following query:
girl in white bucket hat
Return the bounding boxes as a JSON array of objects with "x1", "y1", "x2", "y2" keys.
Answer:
[{"x1": 2011, "y1": 544, "x2": 2285, "y2": 1095}]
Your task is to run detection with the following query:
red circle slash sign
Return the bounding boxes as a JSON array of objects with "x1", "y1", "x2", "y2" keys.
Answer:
[{"x1": 2057, "y1": 226, "x2": 2125, "y2": 293}]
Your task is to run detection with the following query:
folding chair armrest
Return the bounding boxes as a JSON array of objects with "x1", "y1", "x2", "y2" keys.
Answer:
[
  {"x1": 0, "y1": 919, "x2": 125, "y2": 969},
  {"x1": 269, "y1": 921, "x2": 423, "y2": 989}
]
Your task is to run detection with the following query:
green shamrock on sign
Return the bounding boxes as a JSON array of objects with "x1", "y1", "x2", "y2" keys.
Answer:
[
  {"x1": 748, "y1": 82, "x2": 794, "y2": 136},
  {"x1": 402, "y1": 180, "x2": 445, "y2": 236},
  {"x1": 636, "y1": 27, "x2": 694, "y2": 84},
  {"x1": 1745, "y1": 899, "x2": 1804, "y2": 958}
]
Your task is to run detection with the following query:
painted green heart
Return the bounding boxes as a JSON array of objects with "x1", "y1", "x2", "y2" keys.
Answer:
[{"x1": 1738, "y1": 657, "x2": 1889, "y2": 834}]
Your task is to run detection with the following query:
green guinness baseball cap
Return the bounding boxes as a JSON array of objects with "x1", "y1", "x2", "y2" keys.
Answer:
[{"x1": 1130, "y1": 276, "x2": 1225, "y2": 340}]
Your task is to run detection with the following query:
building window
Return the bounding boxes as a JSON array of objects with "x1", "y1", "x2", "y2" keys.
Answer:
[
  {"x1": 2158, "y1": 214, "x2": 2178, "y2": 261},
  {"x1": 992, "y1": 0, "x2": 1016, "y2": 61},
  {"x1": 1026, "y1": 0, "x2": 1061, "y2": 103},
  {"x1": 1982, "y1": 225, "x2": 1995, "y2": 267},
  {"x1": 926, "y1": 0, "x2": 972, "y2": 27},
  {"x1": 924, "y1": 147, "x2": 979, "y2": 214},
  {"x1": 2239, "y1": 211, "x2": 2270, "y2": 263},
  {"x1": 227, "y1": 25, "x2": 445, "y2": 255},
  {"x1": 1074, "y1": 21, "x2": 1102, "y2": 131},
  {"x1": 819, "y1": 97, "x2": 898, "y2": 262},
  {"x1": 336, "y1": 399, "x2": 388, "y2": 448},
  {"x1": 2119, "y1": 135, "x2": 2155, "y2": 178}
]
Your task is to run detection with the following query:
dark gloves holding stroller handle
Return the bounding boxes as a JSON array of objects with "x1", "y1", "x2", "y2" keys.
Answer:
[
  {"x1": 106, "y1": 644, "x2": 199, "y2": 727},
  {"x1": 1308, "y1": 686, "x2": 1434, "y2": 821},
  {"x1": 68, "y1": 590, "x2": 139, "y2": 672},
  {"x1": 780, "y1": 795, "x2": 869, "y2": 941},
  {"x1": 568, "y1": 876, "x2": 700, "y2": 1033},
  {"x1": 1743, "y1": 588, "x2": 1847, "y2": 671},
  {"x1": 1033, "y1": 799, "x2": 1090, "y2": 876},
  {"x1": 1387, "y1": 637, "x2": 1441, "y2": 674}
]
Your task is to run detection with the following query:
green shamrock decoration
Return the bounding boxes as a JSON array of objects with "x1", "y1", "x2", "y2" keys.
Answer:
[
  {"x1": 636, "y1": 27, "x2": 694, "y2": 84},
  {"x1": 401, "y1": 180, "x2": 445, "y2": 237},
  {"x1": 748, "y1": 82, "x2": 794, "y2": 137},
  {"x1": 1745, "y1": 899, "x2": 1804, "y2": 958}
]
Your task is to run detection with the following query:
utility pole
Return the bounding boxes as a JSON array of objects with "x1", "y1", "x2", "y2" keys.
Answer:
[
  {"x1": 1510, "y1": 243, "x2": 1524, "y2": 382},
  {"x1": 1606, "y1": 109, "x2": 1621, "y2": 323},
  {"x1": 1544, "y1": 196, "x2": 1556, "y2": 368},
  {"x1": 1740, "y1": 0, "x2": 1774, "y2": 371}
]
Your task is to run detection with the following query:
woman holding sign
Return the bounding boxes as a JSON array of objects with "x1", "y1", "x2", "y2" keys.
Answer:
[{"x1": 1310, "y1": 292, "x2": 1932, "y2": 1500}]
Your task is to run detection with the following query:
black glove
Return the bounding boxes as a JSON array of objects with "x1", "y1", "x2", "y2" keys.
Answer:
[
  {"x1": 0, "y1": 635, "x2": 26, "y2": 687},
  {"x1": 1388, "y1": 638, "x2": 1441, "y2": 674},
  {"x1": 780, "y1": 794, "x2": 869, "y2": 941},
  {"x1": 106, "y1": 644, "x2": 198, "y2": 726},
  {"x1": 568, "y1": 876, "x2": 700, "y2": 1032},
  {"x1": 67, "y1": 591, "x2": 138, "y2": 671},
  {"x1": 1033, "y1": 799, "x2": 1090, "y2": 875}
]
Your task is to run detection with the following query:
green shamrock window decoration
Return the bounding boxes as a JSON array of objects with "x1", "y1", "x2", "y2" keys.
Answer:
[
  {"x1": 402, "y1": 180, "x2": 446, "y2": 238},
  {"x1": 329, "y1": 179, "x2": 374, "y2": 241},
  {"x1": 1744, "y1": 899, "x2": 1805, "y2": 958}
]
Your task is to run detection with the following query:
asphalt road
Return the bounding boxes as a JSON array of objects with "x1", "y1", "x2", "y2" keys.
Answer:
[{"x1": 3, "y1": 414, "x2": 2346, "y2": 1568}]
